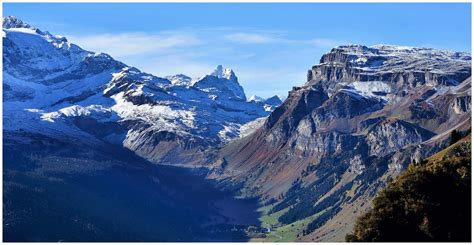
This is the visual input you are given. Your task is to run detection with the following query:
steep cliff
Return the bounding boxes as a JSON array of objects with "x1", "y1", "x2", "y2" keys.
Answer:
[{"x1": 213, "y1": 45, "x2": 471, "y2": 241}]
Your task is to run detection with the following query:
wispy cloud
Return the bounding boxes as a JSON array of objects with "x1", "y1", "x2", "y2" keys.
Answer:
[
  {"x1": 65, "y1": 28, "x2": 343, "y2": 97},
  {"x1": 223, "y1": 31, "x2": 343, "y2": 48},
  {"x1": 224, "y1": 32, "x2": 282, "y2": 44},
  {"x1": 68, "y1": 32, "x2": 201, "y2": 58}
]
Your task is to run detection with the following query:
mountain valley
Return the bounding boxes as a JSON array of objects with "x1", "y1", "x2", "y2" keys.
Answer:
[{"x1": 3, "y1": 16, "x2": 471, "y2": 242}]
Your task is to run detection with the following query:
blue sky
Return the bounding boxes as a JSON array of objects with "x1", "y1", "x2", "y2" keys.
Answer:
[{"x1": 4, "y1": 3, "x2": 472, "y2": 98}]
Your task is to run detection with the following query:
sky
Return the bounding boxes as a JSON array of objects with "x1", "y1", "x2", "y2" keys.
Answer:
[{"x1": 4, "y1": 3, "x2": 472, "y2": 98}]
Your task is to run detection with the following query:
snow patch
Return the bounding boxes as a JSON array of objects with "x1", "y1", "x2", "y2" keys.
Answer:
[
  {"x1": 239, "y1": 117, "x2": 266, "y2": 138},
  {"x1": 349, "y1": 81, "x2": 392, "y2": 100}
]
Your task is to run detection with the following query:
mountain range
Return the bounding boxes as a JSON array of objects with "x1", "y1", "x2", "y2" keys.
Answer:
[
  {"x1": 3, "y1": 16, "x2": 282, "y2": 166},
  {"x1": 3, "y1": 16, "x2": 471, "y2": 242}
]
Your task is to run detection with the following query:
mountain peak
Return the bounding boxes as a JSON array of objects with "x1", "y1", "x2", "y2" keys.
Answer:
[
  {"x1": 265, "y1": 95, "x2": 283, "y2": 105},
  {"x1": 3, "y1": 16, "x2": 33, "y2": 29},
  {"x1": 2, "y1": 16, "x2": 68, "y2": 43},
  {"x1": 248, "y1": 95, "x2": 265, "y2": 102},
  {"x1": 193, "y1": 65, "x2": 246, "y2": 100},
  {"x1": 165, "y1": 74, "x2": 192, "y2": 86},
  {"x1": 210, "y1": 65, "x2": 236, "y2": 80}
]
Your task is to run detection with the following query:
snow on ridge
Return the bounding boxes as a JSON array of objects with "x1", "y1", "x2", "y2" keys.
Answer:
[
  {"x1": 192, "y1": 65, "x2": 247, "y2": 100},
  {"x1": 322, "y1": 44, "x2": 471, "y2": 78},
  {"x1": 211, "y1": 65, "x2": 236, "y2": 80},
  {"x1": 4, "y1": 17, "x2": 283, "y2": 147},
  {"x1": 3, "y1": 26, "x2": 94, "y2": 75},
  {"x1": 40, "y1": 105, "x2": 116, "y2": 123},
  {"x1": 3, "y1": 17, "x2": 72, "y2": 48},
  {"x1": 110, "y1": 91, "x2": 197, "y2": 132},
  {"x1": 248, "y1": 95, "x2": 265, "y2": 102},
  {"x1": 3, "y1": 16, "x2": 33, "y2": 29},
  {"x1": 335, "y1": 44, "x2": 471, "y2": 60},
  {"x1": 165, "y1": 74, "x2": 192, "y2": 86},
  {"x1": 5, "y1": 27, "x2": 37, "y2": 35}
]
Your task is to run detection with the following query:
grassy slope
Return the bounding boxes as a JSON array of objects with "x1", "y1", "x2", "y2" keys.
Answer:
[
  {"x1": 426, "y1": 135, "x2": 471, "y2": 162},
  {"x1": 251, "y1": 205, "x2": 324, "y2": 242},
  {"x1": 255, "y1": 135, "x2": 472, "y2": 242}
]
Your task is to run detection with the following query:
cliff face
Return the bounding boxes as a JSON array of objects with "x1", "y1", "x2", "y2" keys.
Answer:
[
  {"x1": 310, "y1": 45, "x2": 470, "y2": 89},
  {"x1": 212, "y1": 45, "x2": 471, "y2": 241}
]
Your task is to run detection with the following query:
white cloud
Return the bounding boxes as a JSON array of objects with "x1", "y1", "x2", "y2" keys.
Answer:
[
  {"x1": 68, "y1": 32, "x2": 201, "y2": 58},
  {"x1": 224, "y1": 32, "x2": 282, "y2": 44},
  {"x1": 64, "y1": 28, "x2": 343, "y2": 97},
  {"x1": 223, "y1": 31, "x2": 342, "y2": 48}
]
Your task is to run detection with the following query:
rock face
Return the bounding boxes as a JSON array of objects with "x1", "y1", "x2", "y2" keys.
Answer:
[
  {"x1": 309, "y1": 45, "x2": 470, "y2": 91},
  {"x1": 3, "y1": 16, "x2": 282, "y2": 166},
  {"x1": 366, "y1": 119, "x2": 435, "y2": 156},
  {"x1": 213, "y1": 44, "x2": 471, "y2": 241}
]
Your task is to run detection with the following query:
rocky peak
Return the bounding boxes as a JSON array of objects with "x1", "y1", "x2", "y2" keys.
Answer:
[
  {"x1": 211, "y1": 65, "x2": 236, "y2": 81},
  {"x1": 2, "y1": 18, "x2": 126, "y2": 84},
  {"x1": 193, "y1": 65, "x2": 246, "y2": 100},
  {"x1": 248, "y1": 95, "x2": 265, "y2": 102},
  {"x1": 3, "y1": 16, "x2": 33, "y2": 29},
  {"x1": 264, "y1": 95, "x2": 283, "y2": 105}
]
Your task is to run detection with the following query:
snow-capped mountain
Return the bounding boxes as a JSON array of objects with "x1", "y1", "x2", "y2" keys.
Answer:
[
  {"x1": 3, "y1": 16, "x2": 281, "y2": 165},
  {"x1": 247, "y1": 95, "x2": 283, "y2": 112},
  {"x1": 247, "y1": 95, "x2": 264, "y2": 102},
  {"x1": 192, "y1": 65, "x2": 246, "y2": 100}
]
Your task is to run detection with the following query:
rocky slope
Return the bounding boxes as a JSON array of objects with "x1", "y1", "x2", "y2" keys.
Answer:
[
  {"x1": 212, "y1": 44, "x2": 471, "y2": 241},
  {"x1": 3, "y1": 16, "x2": 281, "y2": 166}
]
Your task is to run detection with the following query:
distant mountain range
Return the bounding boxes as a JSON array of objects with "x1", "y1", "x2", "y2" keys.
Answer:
[{"x1": 3, "y1": 16, "x2": 471, "y2": 242}]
